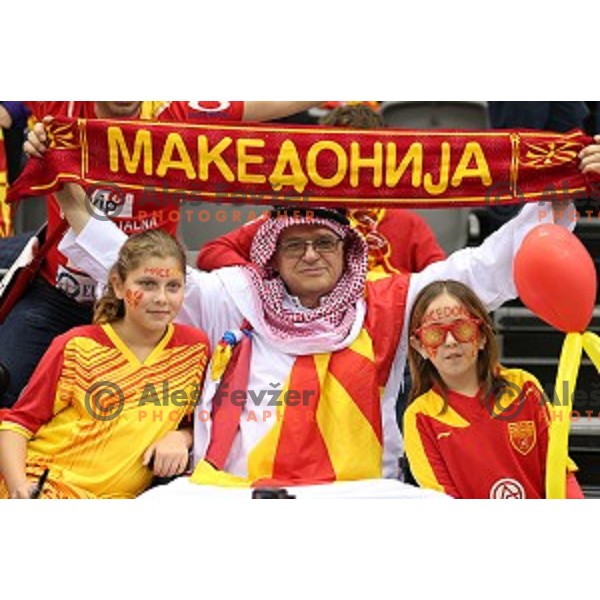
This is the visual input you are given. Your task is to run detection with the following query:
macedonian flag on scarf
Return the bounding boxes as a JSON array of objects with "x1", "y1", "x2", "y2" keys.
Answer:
[{"x1": 7, "y1": 116, "x2": 599, "y2": 208}]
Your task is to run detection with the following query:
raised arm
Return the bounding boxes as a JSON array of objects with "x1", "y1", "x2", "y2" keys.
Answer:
[
  {"x1": 407, "y1": 201, "x2": 575, "y2": 315},
  {"x1": 55, "y1": 184, "x2": 92, "y2": 235},
  {"x1": 54, "y1": 182, "x2": 123, "y2": 286},
  {"x1": 56, "y1": 186, "x2": 245, "y2": 345},
  {"x1": 384, "y1": 200, "x2": 577, "y2": 380}
]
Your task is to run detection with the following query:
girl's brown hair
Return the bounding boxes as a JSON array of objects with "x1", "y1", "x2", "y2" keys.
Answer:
[
  {"x1": 93, "y1": 229, "x2": 186, "y2": 325},
  {"x1": 407, "y1": 280, "x2": 508, "y2": 411}
]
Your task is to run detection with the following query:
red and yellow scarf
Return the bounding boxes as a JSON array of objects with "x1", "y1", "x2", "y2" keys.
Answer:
[{"x1": 8, "y1": 117, "x2": 597, "y2": 208}]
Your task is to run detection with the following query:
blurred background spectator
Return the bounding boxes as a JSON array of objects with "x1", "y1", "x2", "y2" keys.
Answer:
[
  {"x1": 487, "y1": 101, "x2": 589, "y2": 132},
  {"x1": 0, "y1": 102, "x2": 32, "y2": 263}
]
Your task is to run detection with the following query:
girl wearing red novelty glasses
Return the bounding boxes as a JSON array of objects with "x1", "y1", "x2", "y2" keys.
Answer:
[{"x1": 403, "y1": 280, "x2": 584, "y2": 500}]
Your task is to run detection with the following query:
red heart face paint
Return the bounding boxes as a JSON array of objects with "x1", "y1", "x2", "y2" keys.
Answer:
[{"x1": 125, "y1": 288, "x2": 144, "y2": 309}]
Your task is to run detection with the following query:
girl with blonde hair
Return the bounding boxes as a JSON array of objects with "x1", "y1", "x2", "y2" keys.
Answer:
[{"x1": 0, "y1": 230, "x2": 210, "y2": 499}]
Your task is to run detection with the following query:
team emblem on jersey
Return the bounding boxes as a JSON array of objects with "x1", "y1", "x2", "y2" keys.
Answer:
[
  {"x1": 489, "y1": 478, "x2": 526, "y2": 499},
  {"x1": 508, "y1": 420, "x2": 536, "y2": 456}
]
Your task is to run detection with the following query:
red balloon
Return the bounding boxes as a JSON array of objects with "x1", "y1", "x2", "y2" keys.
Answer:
[{"x1": 514, "y1": 224, "x2": 597, "y2": 332}]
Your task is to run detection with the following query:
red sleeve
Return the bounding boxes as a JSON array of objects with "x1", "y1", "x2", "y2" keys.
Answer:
[
  {"x1": 403, "y1": 212, "x2": 446, "y2": 272},
  {"x1": 566, "y1": 472, "x2": 585, "y2": 499},
  {"x1": 23, "y1": 101, "x2": 66, "y2": 121},
  {"x1": 23, "y1": 101, "x2": 46, "y2": 120},
  {"x1": 196, "y1": 215, "x2": 267, "y2": 271},
  {"x1": 1, "y1": 335, "x2": 69, "y2": 435},
  {"x1": 376, "y1": 210, "x2": 446, "y2": 273},
  {"x1": 160, "y1": 101, "x2": 244, "y2": 123}
]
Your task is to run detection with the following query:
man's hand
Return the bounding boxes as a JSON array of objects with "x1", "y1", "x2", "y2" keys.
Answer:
[
  {"x1": 579, "y1": 134, "x2": 600, "y2": 176},
  {"x1": 23, "y1": 116, "x2": 53, "y2": 158}
]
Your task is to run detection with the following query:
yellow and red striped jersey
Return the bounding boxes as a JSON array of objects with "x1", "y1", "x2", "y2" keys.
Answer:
[{"x1": 0, "y1": 322, "x2": 209, "y2": 498}]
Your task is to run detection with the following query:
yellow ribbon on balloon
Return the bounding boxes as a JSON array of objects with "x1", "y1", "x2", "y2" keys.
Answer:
[{"x1": 546, "y1": 330, "x2": 600, "y2": 498}]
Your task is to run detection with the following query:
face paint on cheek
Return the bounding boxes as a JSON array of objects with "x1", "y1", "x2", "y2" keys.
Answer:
[
  {"x1": 125, "y1": 288, "x2": 144, "y2": 309},
  {"x1": 422, "y1": 344, "x2": 439, "y2": 360}
]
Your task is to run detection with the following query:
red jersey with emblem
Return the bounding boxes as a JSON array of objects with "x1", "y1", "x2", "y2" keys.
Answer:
[
  {"x1": 25, "y1": 101, "x2": 244, "y2": 303},
  {"x1": 403, "y1": 368, "x2": 580, "y2": 499}
]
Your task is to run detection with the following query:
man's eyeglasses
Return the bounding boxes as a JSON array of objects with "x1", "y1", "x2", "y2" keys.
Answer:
[
  {"x1": 278, "y1": 236, "x2": 343, "y2": 259},
  {"x1": 413, "y1": 318, "x2": 482, "y2": 348}
]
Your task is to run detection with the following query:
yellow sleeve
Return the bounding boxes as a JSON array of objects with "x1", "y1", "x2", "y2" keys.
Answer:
[
  {"x1": 403, "y1": 401, "x2": 451, "y2": 495},
  {"x1": 0, "y1": 421, "x2": 34, "y2": 440}
]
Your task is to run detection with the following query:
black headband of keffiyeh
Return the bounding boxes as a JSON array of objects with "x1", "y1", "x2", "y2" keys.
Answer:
[{"x1": 269, "y1": 206, "x2": 350, "y2": 227}]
